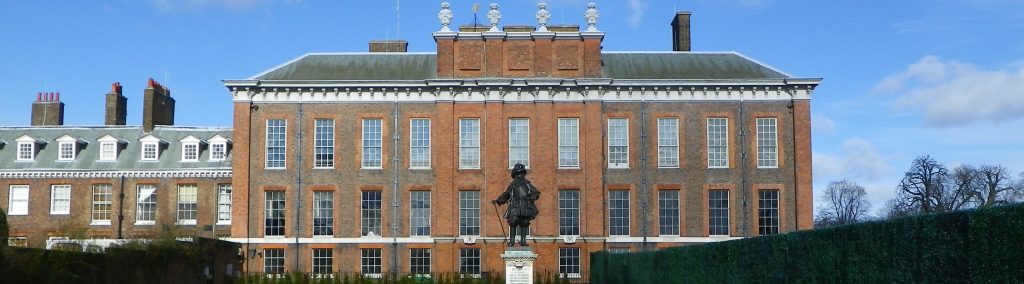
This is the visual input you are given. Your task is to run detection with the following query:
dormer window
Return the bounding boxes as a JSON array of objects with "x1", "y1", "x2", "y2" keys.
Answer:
[
  {"x1": 179, "y1": 135, "x2": 203, "y2": 162},
  {"x1": 97, "y1": 135, "x2": 126, "y2": 161},
  {"x1": 207, "y1": 135, "x2": 232, "y2": 162},
  {"x1": 55, "y1": 135, "x2": 86, "y2": 161},
  {"x1": 139, "y1": 135, "x2": 166, "y2": 161},
  {"x1": 15, "y1": 135, "x2": 43, "y2": 161}
]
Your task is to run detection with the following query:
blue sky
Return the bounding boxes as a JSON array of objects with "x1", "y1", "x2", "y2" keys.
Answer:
[{"x1": 2, "y1": 0, "x2": 1023, "y2": 215}]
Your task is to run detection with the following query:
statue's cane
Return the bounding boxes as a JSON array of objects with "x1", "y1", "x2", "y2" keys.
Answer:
[{"x1": 492, "y1": 202, "x2": 508, "y2": 244}]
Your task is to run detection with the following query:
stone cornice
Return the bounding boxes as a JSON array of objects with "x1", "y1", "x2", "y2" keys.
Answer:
[
  {"x1": 227, "y1": 79, "x2": 819, "y2": 103},
  {"x1": 0, "y1": 170, "x2": 232, "y2": 179}
]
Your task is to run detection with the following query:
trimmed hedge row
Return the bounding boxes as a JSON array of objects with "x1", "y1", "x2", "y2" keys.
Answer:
[
  {"x1": 591, "y1": 203, "x2": 1024, "y2": 283},
  {"x1": 0, "y1": 240, "x2": 220, "y2": 284}
]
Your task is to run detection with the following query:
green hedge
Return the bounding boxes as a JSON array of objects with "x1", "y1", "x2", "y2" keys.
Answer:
[{"x1": 591, "y1": 203, "x2": 1024, "y2": 283}]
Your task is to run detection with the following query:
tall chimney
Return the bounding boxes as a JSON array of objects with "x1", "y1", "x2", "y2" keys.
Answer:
[
  {"x1": 31, "y1": 92, "x2": 65, "y2": 126},
  {"x1": 671, "y1": 11, "x2": 692, "y2": 52},
  {"x1": 369, "y1": 40, "x2": 408, "y2": 53},
  {"x1": 142, "y1": 78, "x2": 175, "y2": 132},
  {"x1": 105, "y1": 82, "x2": 127, "y2": 126}
]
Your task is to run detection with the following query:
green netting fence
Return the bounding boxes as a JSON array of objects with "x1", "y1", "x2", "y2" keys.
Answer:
[{"x1": 591, "y1": 203, "x2": 1024, "y2": 283}]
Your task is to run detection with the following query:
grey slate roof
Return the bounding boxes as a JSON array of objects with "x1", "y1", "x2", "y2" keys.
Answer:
[
  {"x1": 599, "y1": 52, "x2": 790, "y2": 79},
  {"x1": 249, "y1": 51, "x2": 790, "y2": 81},
  {"x1": 0, "y1": 126, "x2": 232, "y2": 171},
  {"x1": 254, "y1": 53, "x2": 438, "y2": 81}
]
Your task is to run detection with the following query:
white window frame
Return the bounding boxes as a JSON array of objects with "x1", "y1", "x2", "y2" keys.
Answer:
[
  {"x1": 91, "y1": 184, "x2": 113, "y2": 225},
  {"x1": 609, "y1": 190, "x2": 630, "y2": 236},
  {"x1": 657, "y1": 117, "x2": 680, "y2": 168},
  {"x1": 410, "y1": 118, "x2": 431, "y2": 169},
  {"x1": 265, "y1": 119, "x2": 287, "y2": 169},
  {"x1": 709, "y1": 189, "x2": 730, "y2": 236},
  {"x1": 264, "y1": 248, "x2": 285, "y2": 277},
  {"x1": 559, "y1": 248, "x2": 582, "y2": 279},
  {"x1": 17, "y1": 142, "x2": 34, "y2": 161},
  {"x1": 50, "y1": 184, "x2": 71, "y2": 215},
  {"x1": 409, "y1": 248, "x2": 431, "y2": 277},
  {"x1": 176, "y1": 184, "x2": 198, "y2": 225},
  {"x1": 180, "y1": 136, "x2": 201, "y2": 162},
  {"x1": 558, "y1": 118, "x2": 580, "y2": 168},
  {"x1": 558, "y1": 190, "x2": 580, "y2": 236},
  {"x1": 362, "y1": 118, "x2": 383, "y2": 169},
  {"x1": 15, "y1": 135, "x2": 39, "y2": 161},
  {"x1": 311, "y1": 248, "x2": 333, "y2": 278},
  {"x1": 459, "y1": 190, "x2": 480, "y2": 236},
  {"x1": 361, "y1": 191, "x2": 382, "y2": 236},
  {"x1": 140, "y1": 135, "x2": 163, "y2": 161},
  {"x1": 142, "y1": 142, "x2": 158, "y2": 161},
  {"x1": 758, "y1": 190, "x2": 780, "y2": 236},
  {"x1": 100, "y1": 142, "x2": 116, "y2": 161},
  {"x1": 459, "y1": 248, "x2": 482, "y2": 278},
  {"x1": 410, "y1": 191, "x2": 431, "y2": 236},
  {"x1": 216, "y1": 184, "x2": 232, "y2": 225},
  {"x1": 314, "y1": 119, "x2": 335, "y2": 169},
  {"x1": 97, "y1": 135, "x2": 123, "y2": 161},
  {"x1": 312, "y1": 191, "x2": 334, "y2": 236},
  {"x1": 135, "y1": 184, "x2": 157, "y2": 225},
  {"x1": 757, "y1": 118, "x2": 779, "y2": 168},
  {"x1": 208, "y1": 135, "x2": 230, "y2": 162},
  {"x1": 58, "y1": 142, "x2": 75, "y2": 161},
  {"x1": 459, "y1": 118, "x2": 481, "y2": 169},
  {"x1": 8, "y1": 185, "x2": 29, "y2": 215},
  {"x1": 361, "y1": 248, "x2": 383, "y2": 279},
  {"x1": 707, "y1": 118, "x2": 729, "y2": 168},
  {"x1": 608, "y1": 118, "x2": 629, "y2": 168},
  {"x1": 658, "y1": 190, "x2": 680, "y2": 236},
  {"x1": 508, "y1": 118, "x2": 530, "y2": 168}
]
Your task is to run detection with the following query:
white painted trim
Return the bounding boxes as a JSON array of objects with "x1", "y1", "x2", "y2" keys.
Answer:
[
  {"x1": 0, "y1": 170, "x2": 231, "y2": 179},
  {"x1": 228, "y1": 81, "x2": 819, "y2": 103}
]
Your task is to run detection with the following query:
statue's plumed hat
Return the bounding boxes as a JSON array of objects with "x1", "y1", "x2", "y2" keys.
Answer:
[{"x1": 511, "y1": 163, "x2": 527, "y2": 177}]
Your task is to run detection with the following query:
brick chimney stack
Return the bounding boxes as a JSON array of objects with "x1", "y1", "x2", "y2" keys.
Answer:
[
  {"x1": 31, "y1": 92, "x2": 65, "y2": 126},
  {"x1": 672, "y1": 11, "x2": 692, "y2": 52},
  {"x1": 105, "y1": 82, "x2": 127, "y2": 126},
  {"x1": 369, "y1": 40, "x2": 408, "y2": 53},
  {"x1": 142, "y1": 78, "x2": 174, "y2": 132}
]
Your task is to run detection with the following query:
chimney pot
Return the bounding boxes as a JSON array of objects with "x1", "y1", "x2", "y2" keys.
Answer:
[
  {"x1": 37, "y1": 92, "x2": 41, "y2": 101},
  {"x1": 56, "y1": 92, "x2": 60, "y2": 101}
]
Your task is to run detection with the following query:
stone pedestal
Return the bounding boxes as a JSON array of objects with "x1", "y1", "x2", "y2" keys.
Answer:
[{"x1": 501, "y1": 247, "x2": 538, "y2": 284}]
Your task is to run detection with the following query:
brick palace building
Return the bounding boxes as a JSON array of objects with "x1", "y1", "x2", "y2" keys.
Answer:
[
  {"x1": 222, "y1": 3, "x2": 820, "y2": 280},
  {"x1": 0, "y1": 80, "x2": 233, "y2": 249}
]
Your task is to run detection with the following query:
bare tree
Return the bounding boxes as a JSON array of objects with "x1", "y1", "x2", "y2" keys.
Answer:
[
  {"x1": 971, "y1": 164, "x2": 1018, "y2": 207},
  {"x1": 815, "y1": 179, "x2": 871, "y2": 227},
  {"x1": 881, "y1": 197, "x2": 918, "y2": 219},
  {"x1": 947, "y1": 165, "x2": 982, "y2": 209},
  {"x1": 896, "y1": 156, "x2": 949, "y2": 213}
]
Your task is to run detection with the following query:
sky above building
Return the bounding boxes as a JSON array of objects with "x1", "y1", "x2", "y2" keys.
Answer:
[{"x1": 2, "y1": 0, "x2": 1023, "y2": 216}]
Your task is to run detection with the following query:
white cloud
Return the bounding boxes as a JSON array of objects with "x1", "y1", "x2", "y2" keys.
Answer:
[
  {"x1": 814, "y1": 138, "x2": 888, "y2": 183},
  {"x1": 876, "y1": 55, "x2": 1024, "y2": 127},
  {"x1": 627, "y1": 0, "x2": 647, "y2": 28},
  {"x1": 813, "y1": 138, "x2": 894, "y2": 216},
  {"x1": 812, "y1": 114, "x2": 835, "y2": 133}
]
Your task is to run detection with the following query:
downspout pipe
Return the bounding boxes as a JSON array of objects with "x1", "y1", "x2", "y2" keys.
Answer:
[
  {"x1": 294, "y1": 99, "x2": 304, "y2": 271},
  {"x1": 117, "y1": 175, "x2": 125, "y2": 239}
]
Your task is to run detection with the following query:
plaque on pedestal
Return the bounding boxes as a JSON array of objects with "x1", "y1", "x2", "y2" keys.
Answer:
[{"x1": 501, "y1": 247, "x2": 538, "y2": 284}]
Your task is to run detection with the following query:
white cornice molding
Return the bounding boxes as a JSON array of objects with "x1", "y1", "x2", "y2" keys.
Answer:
[
  {"x1": 0, "y1": 170, "x2": 231, "y2": 179},
  {"x1": 228, "y1": 81, "x2": 819, "y2": 103}
]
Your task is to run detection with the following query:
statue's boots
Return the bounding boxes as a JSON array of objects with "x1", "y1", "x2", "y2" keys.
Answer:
[
  {"x1": 508, "y1": 227, "x2": 516, "y2": 246},
  {"x1": 519, "y1": 227, "x2": 529, "y2": 246}
]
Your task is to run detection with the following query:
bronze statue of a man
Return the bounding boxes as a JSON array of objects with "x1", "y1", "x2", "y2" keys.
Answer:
[{"x1": 492, "y1": 163, "x2": 540, "y2": 246}]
